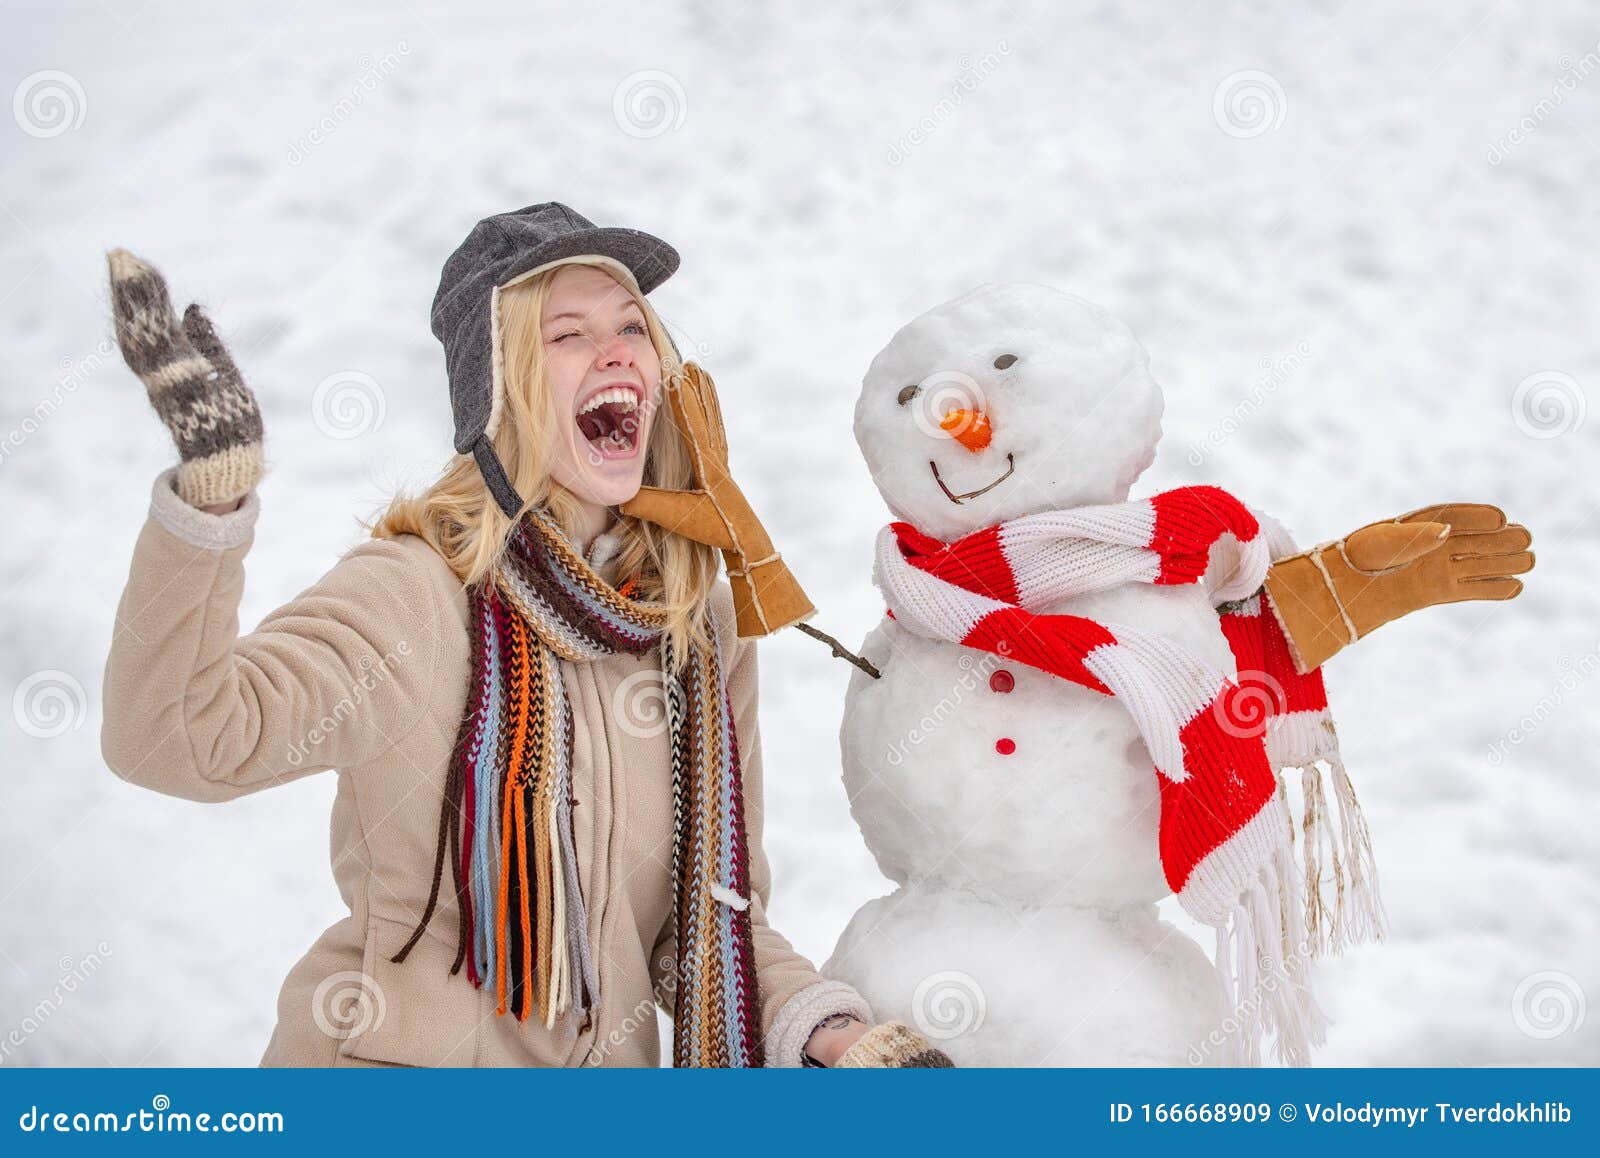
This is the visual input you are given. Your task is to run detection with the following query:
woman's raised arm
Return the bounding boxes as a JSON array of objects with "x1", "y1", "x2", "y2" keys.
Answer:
[{"x1": 98, "y1": 251, "x2": 442, "y2": 802}]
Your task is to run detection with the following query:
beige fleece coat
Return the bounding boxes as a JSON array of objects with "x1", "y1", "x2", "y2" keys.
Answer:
[{"x1": 100, "y1": 466, "x2": 871, "y2": 1067}]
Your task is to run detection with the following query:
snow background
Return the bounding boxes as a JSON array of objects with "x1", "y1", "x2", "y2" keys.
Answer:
[{"x1": 1, "y1": 0, "x2": 1596, "y2": 1065}]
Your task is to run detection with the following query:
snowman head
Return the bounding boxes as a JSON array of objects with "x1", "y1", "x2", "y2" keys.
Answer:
[{"x1": 854, "y1": 283, "x2": 1163, "y2": 540}]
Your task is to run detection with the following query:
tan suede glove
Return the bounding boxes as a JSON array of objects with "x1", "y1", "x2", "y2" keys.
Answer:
[
  {"x1": 620, "y1": 361, "x2": 815, "y2": 637},
  {"x1": 1263, "y1": 503, "x2": 1534, "y2": 674},
  {"x1": 832, "y1": 1020, "x2": 955, "y2": 1068}
]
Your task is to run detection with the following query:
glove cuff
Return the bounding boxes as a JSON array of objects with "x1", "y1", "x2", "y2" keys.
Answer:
[
  {"x1": 726, "y1": 550, "x2": 815, "y2": 636},
  {"x1": 1262, "y1": 550, "x2": 1354, "y2": 674},
  {"x1": 174, "y1": 440, "x2": 264, "y2": 509},
  {"x1": 833, "y1": 1020, "x2": 954, "y2": 1068}
]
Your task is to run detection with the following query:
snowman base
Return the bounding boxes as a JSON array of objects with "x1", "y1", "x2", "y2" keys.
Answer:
[{"x1": 823, "y1": 881, "x2": 1238, "y2": 1067}]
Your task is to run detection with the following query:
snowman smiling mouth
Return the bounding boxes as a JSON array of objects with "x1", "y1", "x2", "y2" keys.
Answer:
[{"x1": 930, "y1": 453, "x2": 1016, "y2": 503}]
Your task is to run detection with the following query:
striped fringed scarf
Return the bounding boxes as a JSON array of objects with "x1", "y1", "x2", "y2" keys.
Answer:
[
  {"x1": 393, "y1": 506, "x2": 764, "y2": 1066},
  {"x1": 875, "y1": 486, "x2": 1385, "y2": 1066}
]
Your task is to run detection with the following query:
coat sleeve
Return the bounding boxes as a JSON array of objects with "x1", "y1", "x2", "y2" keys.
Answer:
[
  {"x1": 99, "y1": 466, "x2": 443, "y2": 803},
  {"x1": 650, "y1": 589, "x2": 874, "y2": 1066}
]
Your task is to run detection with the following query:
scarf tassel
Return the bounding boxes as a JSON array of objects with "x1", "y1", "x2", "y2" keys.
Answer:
[
  {"x1": 1217, "y1": 750, "x2": 1382, "y2": 1065},
  {"x1": 489, "y1": 616, "x2": 582, "y2": 1029},
  {"x1": 1215, "y1": 841, "x2": 1327, "y2": 1067},
  {"x1": 1294, "y1": 757, "x2": 1387, "y2": 957}
]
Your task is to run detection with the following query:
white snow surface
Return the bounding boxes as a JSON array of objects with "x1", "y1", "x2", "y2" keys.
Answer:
[{"x1": 1, "y1": 0, "x2": 1596, "y2": 1066}]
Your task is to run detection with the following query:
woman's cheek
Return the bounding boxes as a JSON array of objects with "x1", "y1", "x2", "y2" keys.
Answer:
[{"x1": 549, "y1": 353, "x2": 583, "y2": 415}]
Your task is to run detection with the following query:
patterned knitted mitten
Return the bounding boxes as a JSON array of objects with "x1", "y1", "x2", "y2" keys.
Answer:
[
  {"x1": 107, "y1": 249, "x2": 264, "y2": 508},
  {"x1": 832, "y1": 1021, "x2": 955, "y2": 1068}
]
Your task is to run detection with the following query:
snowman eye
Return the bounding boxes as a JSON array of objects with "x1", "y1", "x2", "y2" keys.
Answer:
[
  {"x1": 896, "y1": 384, "x2": 920, "y2": 405},
  {"x1": 993, "y1": 353, "x2": 1018, "y2": 370}
]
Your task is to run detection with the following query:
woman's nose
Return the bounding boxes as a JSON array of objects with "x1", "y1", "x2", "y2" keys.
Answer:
[
  {"x1": 595, "y1": 335, "x2": 634, "y2": 369},
  {"x1": 939, "y1": 407, "x2": 992, "y2": 452}
]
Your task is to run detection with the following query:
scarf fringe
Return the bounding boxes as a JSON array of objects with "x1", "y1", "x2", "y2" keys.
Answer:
[
  {"x1": 1294, "y1": 756, "x2": 1386, "y2": 956},
  {"x1": 1211, "y1": 747, "x2": 1384, "y2": 1065},
  {"x1": 1216, "y1": 840, "x2": 1327, "y2": 1067}
]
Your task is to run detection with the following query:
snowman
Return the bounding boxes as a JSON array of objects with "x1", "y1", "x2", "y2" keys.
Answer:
[{"x1": 822, "y1": 283, "x2": 1380, "y2": 1067}]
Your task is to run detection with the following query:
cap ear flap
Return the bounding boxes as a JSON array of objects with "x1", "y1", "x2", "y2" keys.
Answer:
[
  {"x1": 473, "y1": 436, "x2": 526, "y2": 521},
  {"x1": 477, "y1": 282, "x2": 532, "y2": 519}
]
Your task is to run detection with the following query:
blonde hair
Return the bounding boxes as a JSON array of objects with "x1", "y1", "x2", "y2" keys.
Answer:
[{"x1": 368, "y1": 258, "x2": 721, "y2": 662}]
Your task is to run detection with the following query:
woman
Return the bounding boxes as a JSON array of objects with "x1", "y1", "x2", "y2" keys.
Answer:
[{"x1": 99, "y1": 202, "x2": 950, "y2": 1068}]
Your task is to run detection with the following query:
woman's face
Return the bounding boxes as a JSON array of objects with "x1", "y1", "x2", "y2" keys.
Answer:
[{"x1": 539, "y1": 263, "x2": 662, "y2": 509}]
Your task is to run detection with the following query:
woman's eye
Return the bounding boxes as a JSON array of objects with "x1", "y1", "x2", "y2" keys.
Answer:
[
  {"x1": 897, "y1": 384, "x2": 920, "y2": 405},
  {"x1": 547, "y1": 319, "x2": 645, "y2": 343}
]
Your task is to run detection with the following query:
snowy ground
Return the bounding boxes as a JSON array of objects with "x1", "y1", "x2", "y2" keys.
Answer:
[{"x1": 1, "y1": 0, "x2": 1596, "y2": 1066}]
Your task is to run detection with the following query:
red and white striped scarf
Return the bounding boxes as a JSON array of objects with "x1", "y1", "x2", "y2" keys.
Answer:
[{"x1": 875, "y1": 486, "x2": 1385, "y2": 1065}]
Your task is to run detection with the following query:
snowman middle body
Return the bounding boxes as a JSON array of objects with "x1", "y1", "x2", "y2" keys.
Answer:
[{"x1": 826, "y1": 572, "x2": 1241, "y2": 1065}]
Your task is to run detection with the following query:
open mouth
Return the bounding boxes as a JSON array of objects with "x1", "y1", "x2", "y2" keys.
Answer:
[
  {"x1": 575, "y1": 384, "x2": 644, "y2": 459},
  {"x1": 930, "y1": 453, "x2": 1016, "y2": 503}
]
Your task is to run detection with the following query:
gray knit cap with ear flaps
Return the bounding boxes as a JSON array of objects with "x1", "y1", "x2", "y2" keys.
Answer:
[{"x1": 430, "y1": 201, "x2": 680, "y2": 520}]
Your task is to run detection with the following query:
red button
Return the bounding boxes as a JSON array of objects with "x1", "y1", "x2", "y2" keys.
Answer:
[
  {"x1": 989, "y1": 670, "x2": 1015, "y2": 693},
  {"x1": 995, "y1": 738, "x2": 1016, "y2": 755}
]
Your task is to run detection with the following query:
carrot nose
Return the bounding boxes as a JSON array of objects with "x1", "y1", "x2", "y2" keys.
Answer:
[{"x1": 939, "y1": 408, "x2": 992, "y2": 452}]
